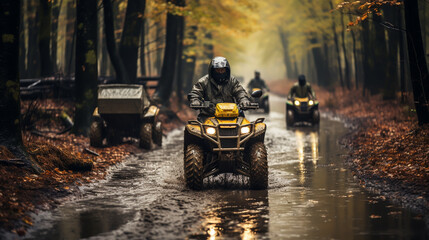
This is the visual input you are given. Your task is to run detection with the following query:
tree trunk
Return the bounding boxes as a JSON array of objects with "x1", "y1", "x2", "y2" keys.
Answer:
[
  {"x1": 140, "y1": 19, "x2": 148, "y2": 76},
  {"x1": 372, "y1": 14, "x2": 389, "y2": 95},
  {"x1": 65, "y1": 0, "x2": 75, "y2": 77},
  {"x1": 39, "y1": 0, "x2": 53, "y2": 77},
  {"x1": 28, "y1": 0, "x2": 40, "y2": 77},
  {"x1": 73, "y1": 0, "x2": 98, "y2": 135},
  {"x1": 175, "y1": 0, "x2": 186, "y2": 104},
  {"x1": 102, "y1": 0, "x2": 129, "y2": 83},
  {"x1": 278, "y1": 29, "x2": 296, "y2": 80},
  {"x1": 119, "y1": 0, "x2": 146, "y2": 83},
  {"x1": 329, "y1": 1, "x2": 344, "y2": 89},
  {"x1": 154, "y1": 20, "x2": 164, "y2": 75},
  {"x1": 183, "y1": 25, "x2": 197, "y2": 94},
  {"x1": 340, "y1": 11, "x2": 351, "y2": 89},
  {"x1": 19, "y1": 1, "x2": 27, "y2": 78},
  {"x1": 155, "y1": 0, "x2": 181, "y2": 105},
  {"x1": 349, "y1": 14, "x2": 359, "y2": 89},
  {"x1": 51, "y1": 0, "x2": 63, "y2": 74},
  {"x1": 383, "y1": 6, "x2": 400, "y2": 100},
  {"x1": 361, "y1": 20, "x2": 371, "y2": 95},
  {"x1": 404, "y1": 0, "x2": 429, "y2": 124},
  {"x1": 0, "y1": 1, "x2": 42, "y2": 173},
  {"x1": 310, "y1": 37, "x2": 330, "y2": 87}
]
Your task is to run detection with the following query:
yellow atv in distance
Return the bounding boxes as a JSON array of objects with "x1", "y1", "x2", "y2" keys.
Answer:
[
  {"x1": 250, "y1": 88, "x2": 269, "y2": 113},
  {"x1": 286, "y1": 96, "x2": 320, "y2": 127},
  {"x1": 184, "y1": 91, "x2": 268, "y2": 190}
]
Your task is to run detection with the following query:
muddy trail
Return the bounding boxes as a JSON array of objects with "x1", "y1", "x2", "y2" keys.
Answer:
[{"x1": 11, "y1": 95, "x2": 428, "y2": 239}]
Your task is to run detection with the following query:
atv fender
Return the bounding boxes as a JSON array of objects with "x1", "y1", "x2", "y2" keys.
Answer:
[{"x1": 143, "y1": 105, "x2": 160, "y2": 120}]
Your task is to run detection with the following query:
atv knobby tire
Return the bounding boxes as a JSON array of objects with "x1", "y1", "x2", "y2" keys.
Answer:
[
  {"x1": 312, "y1": 110, "x2": 320, "y2": 125},
  {"x1": 263, "y1": 99, "x2": 270, "y2": 113},
  {"x1": 184, "y1": 144, "x2": 204, "y2": 190},
  {"x1": 286, "y1": 110, "x2": 294, "y2": 127},
  {"x1": 89, "y1": 120, "x2": 103, "y2": 147},
  {"x1": 249, "y1": 142, "x2": 268, "y2": 189},
  {"x1": 153, "y1": 121, "x2": 163, "y2": 146},
  {"x1": 140, "y1": 123, "x2": 153, "y2": 149}
]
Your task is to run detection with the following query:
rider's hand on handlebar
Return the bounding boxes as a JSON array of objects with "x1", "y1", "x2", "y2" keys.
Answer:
[
  {"x1": 190, "y1": 99, "x2": 201, "y2": 107},
  {"x1": 239, "y1": 99, "x2": 251, "y2": 109}
]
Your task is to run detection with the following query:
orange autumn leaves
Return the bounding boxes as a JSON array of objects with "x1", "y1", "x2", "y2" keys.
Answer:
[{"x1": 333, "y1": 1, "x2": 402, "y2": 27}]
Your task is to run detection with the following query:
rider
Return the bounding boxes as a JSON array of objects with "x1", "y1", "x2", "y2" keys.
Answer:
[
  {"x1": 288, "y1": 75, "x2": 316, "y2": 99},
  {"x1": 247, "y1": 70, "x2": 269, "y2": 93},
  {"x1": 188, "y1": 56, "x2": 251, "y2": 121}
]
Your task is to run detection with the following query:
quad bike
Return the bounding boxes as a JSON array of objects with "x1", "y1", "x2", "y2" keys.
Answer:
[
  {"x1": 286, "y1": 96, "x2": 320, "y2": 127},
  {"x1": 184, "y1": 90, "x2": 268, "y2": 190},
  {"x1": 89, "y1": 84, "x2": 162, "y2": 149},
  {"x1": 250, "y1": 88, "x2": 269, "y2": 113}
]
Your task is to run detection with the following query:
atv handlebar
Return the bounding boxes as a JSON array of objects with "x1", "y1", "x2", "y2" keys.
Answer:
[
  {"x1": 190, "y1": 101, "x2": 214, "y2": 110},
  {"x1": 189, "y1": 101, "x2": 259, "y2": 110},
  {"x1": 240, "y1": 102, "x2": 259, "y2": 110}
]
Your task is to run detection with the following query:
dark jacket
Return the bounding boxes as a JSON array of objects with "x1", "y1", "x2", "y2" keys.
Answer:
[
  {"x1": 288, "y1": 82, "x2": 315, "y2": 99},
  {"x1": 188, "y1": 59, "x2": 249, "y2": 116},
  {"x1": 247, "y1": 78, "x2": 268, "y2": 92}
]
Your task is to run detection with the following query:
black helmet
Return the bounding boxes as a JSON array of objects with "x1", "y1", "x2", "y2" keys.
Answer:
[
  {"x1": 210, "y1": 56, "x2": 230, "y2": 85},
  {"x1": 298, "y1": 75, "x2": 306, "y2": 86}
]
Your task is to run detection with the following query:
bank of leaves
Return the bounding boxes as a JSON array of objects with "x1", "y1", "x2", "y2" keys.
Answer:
[{"x1": 324, "y1": 89, "x2": 429, "y2": 200}]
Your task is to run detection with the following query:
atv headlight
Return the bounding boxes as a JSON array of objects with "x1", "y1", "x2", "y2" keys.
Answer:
[
  {"x1": 309, "y1": 100, "x2": 314, "y2": 106},
  {"x1": 241, "y1": 126, "x2": 251, "y2": 135},
  {"x1": 294, "y1": 100, "x2": 300, "y2": 106},
  {"x1": 206, "y1": 127, "x2": 216, "y2": 135}
]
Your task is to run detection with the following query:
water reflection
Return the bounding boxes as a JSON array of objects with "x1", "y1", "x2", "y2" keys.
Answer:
[
  {"x1": 191, "y1": 190, "x2": 269, "y2": 239},
  {"x1": 294, "y1": 128, "x2": 319, "y2": 185}
]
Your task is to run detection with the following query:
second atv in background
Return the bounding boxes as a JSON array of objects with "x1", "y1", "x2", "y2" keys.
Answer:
[
  {"x1": 286, "y1": 75, "x2": 320, "y2": 127},
  {"x1": 89, "y1": 84, "x2": 162, "y2": 149},
  {"x1": 247, "y1": 71, "x2": 270, "y2": 114}
]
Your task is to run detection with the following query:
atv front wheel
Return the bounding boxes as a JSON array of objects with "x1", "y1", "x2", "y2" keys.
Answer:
[
  {"x1": 89, "y1": 120, "x2": 103, "y2": 147},
  {"x1": 153, "y1": 121, "x2": 163, "y2": 146},
  {"x1": 264, "y1": 99, "x2": 270, "y2": 113},
  {"x1": 286, "y1": 110, "x2": 294, "y2": 127},
  {"x1": 184, "y1": 144, "x2": 204, "y2": 190},
  {"x1": 140, "y1": 123, "x2": 153, "y2": 149},
  {"x1": 312, "y1": 110, "x2": 320, "y2": 125},
  {"x1": 249, "y1": 142, "x2": 268, "y2": 189}
]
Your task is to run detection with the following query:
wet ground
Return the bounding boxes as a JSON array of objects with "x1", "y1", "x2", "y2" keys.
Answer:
[{"x1": 20, "y1": 95, "x2": 428, "y2": 239}]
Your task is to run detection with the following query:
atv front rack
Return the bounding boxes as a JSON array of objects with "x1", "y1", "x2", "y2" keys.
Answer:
[{"x1": 188, "y1": 118, "x2": 265, "y2": 151}]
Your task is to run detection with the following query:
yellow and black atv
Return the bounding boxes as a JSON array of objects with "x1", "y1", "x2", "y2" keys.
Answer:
[
  {"x1": 184, "y1": 91, "x2": 268, "y2": 190},
  {"x1": 250, "y1": 88, "x2": 269, "y2": 113},
  {"x1": 286, "y1": 97, "x2": 320, "y2": 127}
]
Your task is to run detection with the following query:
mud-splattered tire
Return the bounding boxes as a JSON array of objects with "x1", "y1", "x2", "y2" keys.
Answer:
[
  {"x1": 286, "y1": 110, "x2": 294, "y2": 127},
  {"x1": 312, "y1": 110, "x2": 320, "y2": 125},
  {"x1": 249, "y1": 142, "x2": 268, "y2": 189},
  {"x1": 153, "y1": 121, "x2": 163, "y2": 146},
  {"x1": 264, "y1": 99, "x2": 270, "y2": 113},
  {"x1": 140, "y1": 123, "x2": 153, "y2": 149},
  {"x1": 184, "y1": 144, "x2": 204, "y2": 190},
  {"x1": 89, "y1": 120, "x2": 103, "y2": 147}
]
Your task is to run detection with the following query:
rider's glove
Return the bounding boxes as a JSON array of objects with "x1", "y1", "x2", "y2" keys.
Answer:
[
  {"x1": 190, "y1": 99, "x2": 201, "y2": 107},
  {"x1": 239, "y1": 99, "x2": 251, "y2": 109}
]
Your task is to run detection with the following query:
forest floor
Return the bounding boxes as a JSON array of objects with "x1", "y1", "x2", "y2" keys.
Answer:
[
  {"x1": 270, "y1": 80, "x2": 429, "y2": 217},
  {"x1": 0, "y1": 96, "x2": 195, "y2": 236}
]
